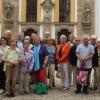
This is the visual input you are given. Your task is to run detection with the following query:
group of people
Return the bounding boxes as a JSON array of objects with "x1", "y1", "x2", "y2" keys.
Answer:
[{"x1": 0, "y1": 30, "x2": 100, "y2": 97}]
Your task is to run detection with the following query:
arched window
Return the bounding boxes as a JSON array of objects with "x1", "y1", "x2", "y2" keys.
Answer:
[
  {"x1": 59, "y1": 0, "x2": 70, "y2": 22},
  {"x1": 26, "y1": 0, "x2": 37, "y2": 22}
]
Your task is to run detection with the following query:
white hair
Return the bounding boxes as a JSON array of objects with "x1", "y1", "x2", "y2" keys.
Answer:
[
  {"x1": 97, "y1": 38, "x2": 100, "y2": 42},
  {"x1": 91, "y1": 35, "x2": 97, "y2": 39},
  {"x1": 82, "y1": 35, "x2": 90, "y2": 39},
  {"x1": 75, "y1": 36, "x2": 80, "y2": 39},
  {"x1": 60, "y1": 34, "x2": 67, "y2": 40}
]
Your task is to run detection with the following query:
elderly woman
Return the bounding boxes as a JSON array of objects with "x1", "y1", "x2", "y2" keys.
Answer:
[
  {"x1": 0, "y1": 37, "x2": 9, "y2": 94},
  {"x1": 56, "y1": 34, "x2": 71, "y2": 91},
  {"x1": 46, "y1": 37, "x2": 56, "y2": 89},
  {"x1": 3, "y1": 38, "x2": 19, "y2": 97},
  {"x1": 24, "y1": 36, "x2": 33, "y2": 49},
  {"x1": 31, "y1": 36, "x2": 49, "y2": 94},
  {"x1": 19, "y1": 39, "x2": 34, "y2": 94}
]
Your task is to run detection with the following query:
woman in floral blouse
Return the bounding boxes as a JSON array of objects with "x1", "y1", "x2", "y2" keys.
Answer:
[{"x1": 19, "y1": 39, "x2": 34, "y2": 94}]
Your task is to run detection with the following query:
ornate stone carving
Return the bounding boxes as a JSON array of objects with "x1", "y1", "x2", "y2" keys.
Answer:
[
  {"x1": 41, "y1": 0, "x2": 54, "y2": 23},
  {"x1": 82, "y1": 3, "x2": 91, "y2": 30},
  {"x1": 4, "y1": 3, "x2": 14, "y2": 22}
]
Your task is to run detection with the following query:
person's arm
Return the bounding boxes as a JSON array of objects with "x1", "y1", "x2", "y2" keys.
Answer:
[
  {"x1": 43, "y1": 46, "x2": 49, "y2": 68},
  {"x1": 29, "y1": 51, "x2": 34, "y2": 71},
  {"x1": 83, "y1": 54, "x2": 93, "y2": 61},
  {"x1": 76, "y1": 52, "x2": 81, "y2": 60},
  {"x1": 55, "y1": 46, "x2": 59, "y2": 62},
  {"x1": 43, "y1": 56, "x2": 49, "y2": 68}
]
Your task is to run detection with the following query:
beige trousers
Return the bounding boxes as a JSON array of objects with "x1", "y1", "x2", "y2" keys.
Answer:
[
  {"x1": 46, "y1": 64, "x2": 55, "y2": 87},
  {"x1": 19, "y1": 72, "x2": 31, "y2": 93},
  {"x1": 6, "y1": 65, "x2": 18, "y2": 94},
  {"x1": 93, "y1": 66, "x2": 100, "y2": 88},
  {"x1": 59, "y1": 63, "x2": 69, "y2": 88}
]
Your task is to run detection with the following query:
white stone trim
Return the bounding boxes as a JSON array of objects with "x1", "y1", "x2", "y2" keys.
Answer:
[
  {"x1": 74, "y1": 25, "x2": 77, "y2": 36},
  {"x1": 40, "y1": 0, "x2": 44, "y2": 39},
  {"x1": 95, "y1": 0, "x2": 100, "y2": 39},
  {"x1": 40, "y1": 24, "x2": 44, "y2": 39},
  {"x1": 18, "y1": 25, "x2": 21, "y2": 33},
  {"x1": 51, "y1": 24, "x2": 55, "y2": 39}
]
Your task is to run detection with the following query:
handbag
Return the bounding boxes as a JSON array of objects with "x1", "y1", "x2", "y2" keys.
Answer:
[
  {"x1": 56, "y1": 67, "x2": 64, "y2": 79},
  {"x1": 76, "y1": 68, "x2": 88, "y2": 85}
]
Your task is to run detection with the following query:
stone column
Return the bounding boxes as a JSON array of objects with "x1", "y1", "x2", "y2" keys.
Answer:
[{"x1": 95, "y1": 0, "x2": 100, "y2": 38}]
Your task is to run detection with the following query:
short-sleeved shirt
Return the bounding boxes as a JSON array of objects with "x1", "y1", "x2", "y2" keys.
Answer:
[
  {"x1": 76, "y1": 43, "x2": 94, "y2": 69},
  {"x1": 46, "y1": 45, "x2": 56, "y2": 64}
]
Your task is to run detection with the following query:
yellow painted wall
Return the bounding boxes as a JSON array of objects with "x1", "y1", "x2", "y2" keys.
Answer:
[
  {"x1": 54, "y1": 0, "x2": 59, "y2": 22},
  {"x1": 19, "y1": 0, "x2": 26, "y2": 22},
  {"x1": 0, "y1": 0, "x2": 3, "y2": 22},
  {"x1": 70, "y1": 0, "x2": 75, "y2": 22},
  {"x1": 37, "y1": 0, "x2": 41, "y2": 22}
]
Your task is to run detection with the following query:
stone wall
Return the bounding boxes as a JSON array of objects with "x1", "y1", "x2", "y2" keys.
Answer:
[{"x1": 77, "y1": 0, "x2": 95, "y2": 37}]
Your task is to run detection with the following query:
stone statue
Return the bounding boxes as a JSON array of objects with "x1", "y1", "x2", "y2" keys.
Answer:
[
  {"x1": 4, "y1": 3, "x2": 14, "y2": 22},
  {"x1": 41, "y1": 0, "x2": 54, "y2": 23},
  {"x1": 83, "y1": 4, "x2": 91, "y2": 23}
]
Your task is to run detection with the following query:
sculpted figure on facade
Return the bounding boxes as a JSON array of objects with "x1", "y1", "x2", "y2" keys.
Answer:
[
  {"x1": 41, "y1": 0, "x2": 54, "y2": 23},
  {"x1": 4, "y1": 3, "x2": 14, "y2": 22},
  {"x1": 83, "y1": 4, "x2": 91, "y2": 23}
]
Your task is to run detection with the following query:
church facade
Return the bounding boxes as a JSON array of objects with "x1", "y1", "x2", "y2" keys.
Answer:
[{"x1": 0, "y1": 0, "x2": 97, "y2": 40}]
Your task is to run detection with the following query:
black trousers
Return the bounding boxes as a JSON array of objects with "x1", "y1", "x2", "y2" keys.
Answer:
[
  {"x1": 0, "y1": 62, "x2": 6, "y2": 89},
  {"x1": 76, "y1": 68, "x2": 92, "y2": 92}
]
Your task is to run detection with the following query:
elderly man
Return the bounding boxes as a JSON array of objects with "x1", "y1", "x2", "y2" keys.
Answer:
[
  {"x1": 16, "y1": 32, "x2": 23, "y2": 49},
  {"x1": 70, "y1": 36, "x2": 81, "y2": 86},
  {"x1": 68, "y1": 34, "x2": 75, "y2": 86},
  {"x1": 90, "y1": 35, "x2": 98, "y2": 90},
  {"x1": 76, "y1": 35, "x2": 94, "y2": 95},
  {"x1": 5, "y1": 30, "x2": 12, "y2": 46}
]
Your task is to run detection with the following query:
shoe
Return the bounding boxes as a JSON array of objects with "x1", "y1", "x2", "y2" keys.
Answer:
[
  {"x1": 10, "y1": 92, "x2": 15, "y2": 97},
  {"x1": 48, "y1": 86, "x2": 53, "y2": 89},
  {"x1": 75, "y1": 90, "x2": 81, "y2": 94},
  {"x1": 83, "y1": 91, "x2": 89, "y2": 95},
  {"x1": 0, "y1": 89, "x2": 4, "y2": 94},
  {"x1": 6, "y1": 93, "x2": 11, "y2": 97},
  {"x1": 20, "y1": 91, "x2": 25, "y2": 95},
  {"x1": 24, "y1": 91, "x2": 29, "y2": 94},
  {"x1": 62, "y1": 87, "x2": 69, "y2": 91},
  {"x1": 96, "y1": 89, "x2": 100, "y2": 93}
]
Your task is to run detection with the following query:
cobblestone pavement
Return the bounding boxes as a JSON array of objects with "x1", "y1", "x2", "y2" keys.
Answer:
[
  {"x1": 0, "y1": 71, "x2": 100, "y2": 100},
  {"x1": 0, "y1": 88, "x2": 100, "y2": 100}
]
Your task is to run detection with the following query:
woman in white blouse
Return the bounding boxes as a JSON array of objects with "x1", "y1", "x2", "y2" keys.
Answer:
[{"x1": 0, "y1": 37, "x2": 9, "y2": 94}]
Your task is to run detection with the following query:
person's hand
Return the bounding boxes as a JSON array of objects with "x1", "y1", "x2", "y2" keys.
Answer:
[
  {"x1": 18, "y1": 58, "x2": 24, "y2": 64},
  {"x1": 28, "y1": 67, "x2": 32, "y2": 72},
  {"x1": 9, "y1": 61, "x2": 18, "y2": 66},
  {"x1": 43, "y1": 63, "x2": 46, "y2": 68}
]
